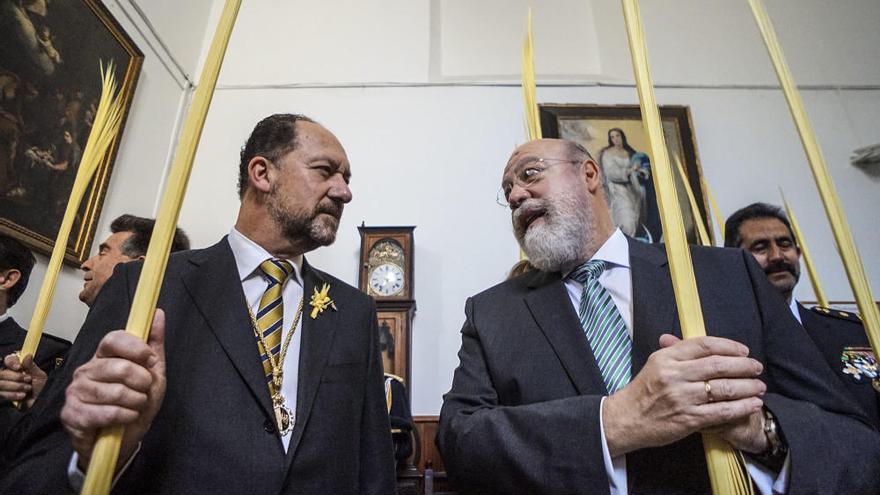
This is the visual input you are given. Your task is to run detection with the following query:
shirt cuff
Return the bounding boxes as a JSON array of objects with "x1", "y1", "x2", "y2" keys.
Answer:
[
  {"x1": 599, "y1": 396, "x2": 628, "y2": 495},
  {"x1": 67, "y1": 443, "x2": 142, "y2": 492},
  {"x1": 745, "y1": 452, "x2": 791, "y2": 495}
]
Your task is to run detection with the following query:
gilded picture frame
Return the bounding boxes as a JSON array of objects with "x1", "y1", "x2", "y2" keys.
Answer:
[
  {"x1": 0, "y1": 0, "x2": 143, "y2": 265},
  {"x1": 540, "y1": 104, "x2": 712, "y2": 245}
]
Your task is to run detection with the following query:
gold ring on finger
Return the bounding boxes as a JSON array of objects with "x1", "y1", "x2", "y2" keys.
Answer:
[{"x1": 704, "y1": 380, "x2": 714, "y2": 403}]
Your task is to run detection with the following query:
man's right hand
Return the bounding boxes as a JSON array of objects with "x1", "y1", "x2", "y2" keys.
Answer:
[
  {"x1": 0, "y1": 353, "x2": 48, "y2": 408},
  {"x1": 602, "y1": 334, "x2": 766, "y2": 457},
  {"x1": 60, "y1": 310, "x2": 167, "y2": 473}
]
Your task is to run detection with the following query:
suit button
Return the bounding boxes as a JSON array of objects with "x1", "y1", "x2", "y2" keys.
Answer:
[{"x1": 263, "y1": 419, "x2": 275, "y2": 433}]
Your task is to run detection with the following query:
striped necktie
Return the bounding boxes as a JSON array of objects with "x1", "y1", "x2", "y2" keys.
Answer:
[
  {"x1": 568, "y1": 259, "x2": 632, "y2": 394},
  {"x1": 256, "y1": 258, "x2": 293, "y2": 387}
]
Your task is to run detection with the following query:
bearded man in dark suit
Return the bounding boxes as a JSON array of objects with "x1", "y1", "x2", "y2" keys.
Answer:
[
  {"x1": 1, "y1": 114, "x2": 395, "y2": 494},
  {"x1": 438, "y1": 138, "x2": 880, "y2": 494}
]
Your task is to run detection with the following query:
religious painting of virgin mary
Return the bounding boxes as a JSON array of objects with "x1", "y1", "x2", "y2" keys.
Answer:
[
  {"x1": 540, "y1": 104, "x2": 711, "y2": 245},
  {"x1": 0, "y1": 0, "x2": 142, "y2": 265}
]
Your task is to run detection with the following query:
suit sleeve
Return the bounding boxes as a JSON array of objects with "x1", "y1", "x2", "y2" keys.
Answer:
[
  {"x1": 741, "y1": 251, "x2": 880, "y2": 494},
  {"x1": 0, "y1": 263, "x2": 134, "y2": 493},
  {"x1": 358, "y1": 302, "x2": 396, "y2": 494},
  {"x1": 437, "y1": 297, "x2": 610, "y2": 494}
]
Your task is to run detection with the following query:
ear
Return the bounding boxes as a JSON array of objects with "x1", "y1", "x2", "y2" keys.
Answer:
[
  {"x1": 0, "y1": 269, "x2": 21, "y2": 291},
  {"x1": 247, "y1": 156, "x2": 274, "y2": 195},
  {"x1": 581, "y1": 158, "x2": 603, "y2": 193}
]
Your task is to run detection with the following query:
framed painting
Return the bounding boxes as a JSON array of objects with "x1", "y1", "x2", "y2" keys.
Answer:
[
  {"x1": 0, "y1": 0, "x2": 143, "y2": 265},
  {"x1": 540, "y1": 104, "x2": 711, "y2": 244}
]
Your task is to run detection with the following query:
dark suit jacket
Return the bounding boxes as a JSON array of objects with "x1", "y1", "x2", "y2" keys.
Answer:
[
  {"x1": 0, "y1": 317, "x2": 71, "y2": 373},
  {"x1": 0, "y1": 317, "x2": 70, "y2": 448},
  {"x1": 438, "y1": 239, "x2": 880, "y2": 495},
  {"x1": 798, "y1": 303, "x2": 880, "y2": 427},
  {"x1": 0, "y1": 238, "x2": 395, "y2": 494}
]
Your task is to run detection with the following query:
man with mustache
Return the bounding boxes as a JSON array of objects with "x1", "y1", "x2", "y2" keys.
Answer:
[
  {"x1": 725, "y1": 202, "x2": 878, "y2": 426},
  {"x1": 1, "y1": 114, "x2": 395, "y2": 493},
  {"x1": 438, "y1": 138, "x2": 879, "y2": 494}
]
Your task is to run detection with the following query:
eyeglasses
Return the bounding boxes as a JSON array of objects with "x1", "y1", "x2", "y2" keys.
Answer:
[{"x1": 496, "y1": 157, "x2": 579, "y2": 207}]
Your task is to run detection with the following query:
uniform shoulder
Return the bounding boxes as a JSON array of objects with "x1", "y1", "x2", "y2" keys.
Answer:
[{"x1": 810, "y1": 305, "x2": 864, "y2": 325}]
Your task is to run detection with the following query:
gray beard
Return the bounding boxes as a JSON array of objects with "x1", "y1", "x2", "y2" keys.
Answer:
[
  {"x1": 514, "y1": 192, "x2": 595, "y2": 273},
  {"x1": 267, "y1": 186, "x2": 340, "y2": 250}
]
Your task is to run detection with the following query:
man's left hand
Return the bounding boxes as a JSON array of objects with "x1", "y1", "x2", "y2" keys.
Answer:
[{"x1": 659, "y1": 335, "x2": 768, "y2": 453}]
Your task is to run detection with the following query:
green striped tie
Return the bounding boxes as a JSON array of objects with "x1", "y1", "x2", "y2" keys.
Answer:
[
  {"x1": 256, "y1": 259, "x2": 293, "y2": 389},
  {"x1": 569, "y1": 260, "x2": 632, "y2": 394}
]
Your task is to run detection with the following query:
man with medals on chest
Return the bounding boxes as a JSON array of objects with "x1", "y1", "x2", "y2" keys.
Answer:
[
  {"x1": 725, "y1": 202, "x2": 880, "y2": 427},
  {"x1": 0, "y1": 114, "x2": 396, "y2": 494}
]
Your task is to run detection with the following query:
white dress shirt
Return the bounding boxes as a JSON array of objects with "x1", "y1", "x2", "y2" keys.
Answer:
[
  {"x1": 69, "y1": 228, "x2": 305, "y2": 489},
  {"x1": 227, "y1": 227, "x2": 304, "y2": 452},
  {"x1": 563, "y1": 229, "x2": 788, "y2": 495}
]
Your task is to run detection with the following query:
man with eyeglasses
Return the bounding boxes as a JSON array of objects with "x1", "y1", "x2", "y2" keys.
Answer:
[{"x1": 438, "y1": 138, "x2": 879, "y2": 494}]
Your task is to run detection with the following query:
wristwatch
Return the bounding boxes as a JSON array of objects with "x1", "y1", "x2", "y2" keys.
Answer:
[{"x1": 752, "y1": 406, "x2": 788, "y2": 472}]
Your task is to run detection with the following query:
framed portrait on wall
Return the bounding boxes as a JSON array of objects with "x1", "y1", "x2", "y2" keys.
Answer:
[
  {"x1": 540, "y1": 104, "x2": 711, "y2": 245},
  {"x1": 0, "y1": 0, "x2": 143, "y2": 265}
]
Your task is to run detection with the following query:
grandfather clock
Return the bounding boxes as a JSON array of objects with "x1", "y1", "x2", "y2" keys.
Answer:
[{"x1": 358, "y1": 225, "x2": 416, "y2": 389}]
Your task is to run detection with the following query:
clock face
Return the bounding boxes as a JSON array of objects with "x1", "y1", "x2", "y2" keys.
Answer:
[{"x1": 369, "y1": 263, "x2": 405, "y2": 297}]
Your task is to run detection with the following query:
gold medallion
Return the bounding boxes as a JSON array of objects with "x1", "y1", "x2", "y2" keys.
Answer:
[{"x1": 274, "y1": 402, "x2": 294, "y2": 436}]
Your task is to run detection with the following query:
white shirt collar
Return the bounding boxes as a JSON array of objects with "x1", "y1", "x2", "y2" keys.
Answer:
[
  {"x1": 227, "y1": 228, "x2": 303, "y2": 286},
  {"x1": 789, "y1": 298, "x2": 803, "y2": 324},
  {"x1": 591, "y1": 228, "x2": 630, "y2": 269},
  {"x1": 563, "y1": 228, "x2": 630, "y2": 278}
]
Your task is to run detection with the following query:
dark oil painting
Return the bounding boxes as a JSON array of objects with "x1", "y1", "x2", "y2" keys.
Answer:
[{"x1": 0, "y1": 0, "x2": 142, "y2": 264}]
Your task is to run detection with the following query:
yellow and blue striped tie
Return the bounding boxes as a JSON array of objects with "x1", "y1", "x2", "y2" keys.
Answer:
[
  {"x1": 569, "y1": 260, "x2": 632, "y2": 394},
  {"x1": 256, "y1": 258, "x2": 293, "y2": 389}
]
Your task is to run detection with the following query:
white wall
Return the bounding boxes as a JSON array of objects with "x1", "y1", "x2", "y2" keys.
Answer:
[{"x1": 12, "y1": 0, "x2": 880, "y2": 417}]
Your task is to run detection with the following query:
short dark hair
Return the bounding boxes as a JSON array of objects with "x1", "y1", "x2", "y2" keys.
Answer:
[
  {"x1": 237, "y1": 113, "x2": 316, "y2": 198},
  {"x1": 110, "y1": 214, "x2": 191, "y2": 258},
  {"x1": 0, "y1": 234, "x2": 36, "y2": 307},
  {"x1": 724, "y1": 202, "x2": 794, "y2": 248}
]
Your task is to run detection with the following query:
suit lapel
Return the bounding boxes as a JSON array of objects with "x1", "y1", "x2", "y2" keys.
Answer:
[
  {"x1": 628, "y1": 237, "x2": 678, "y2": 375},
  {"x1": 285, "y1": 258, "x2": 340, "y2": 465},
  {"x1": 181, "y1": 238, "x2": 274, "y2": 419},
  {"x1": 523, "y1": 271, "x2": 607, "y2": 395}
]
